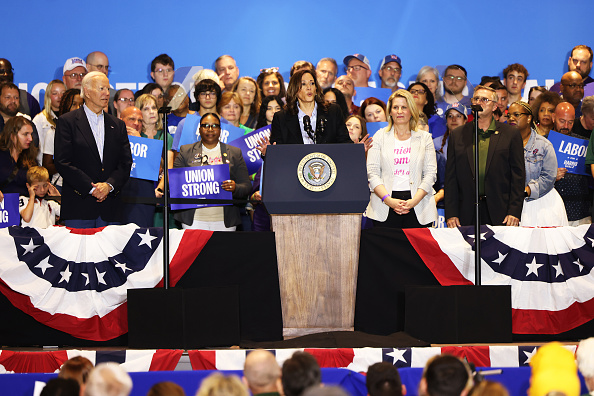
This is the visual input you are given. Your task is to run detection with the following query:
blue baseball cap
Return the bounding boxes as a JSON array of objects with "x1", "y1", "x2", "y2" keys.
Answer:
[
  {"x1": 380, "y1": 55, "x2": 402, "y2": 69},
  {"x1": 445, "y1": 102, "x2": 468, "y2": 118},
  {"x1": 343, "y1": 54, "x2": 371, "y2": 69}
]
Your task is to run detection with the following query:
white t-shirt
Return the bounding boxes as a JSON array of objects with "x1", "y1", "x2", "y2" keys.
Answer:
[
  {"x1": 392, "y1": 137, "x2": 411, "y2": 191},
  {"x1": 19, "y1": 197, "x2": 61, "y2": 228},
  {"x1": 194, "y1": 143, "x2": 225, "y2": 223}
]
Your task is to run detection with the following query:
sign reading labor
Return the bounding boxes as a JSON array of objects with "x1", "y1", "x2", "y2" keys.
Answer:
[
  {"x1": 548, "y1": 131, "x2": 588, "y2": 176},
  {"x1": 128, "y1": 136, "x2": 163, "y2": 181},
  {"x1": 228, "y1": 125, "x2": 271, "y2": 174},
  {"x1": 168, "y1": 164, "x2": 232, "y2": 210}
]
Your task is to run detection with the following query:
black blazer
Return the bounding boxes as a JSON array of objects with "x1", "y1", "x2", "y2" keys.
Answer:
[
  {"x1": 55, "y1": 106, "x2": 132, "y2": 221},
  {"x1": 269, "y1": 103, "x2": 352, "y2": 145},
  {"x1": 444, "y1": 120, "x2": 525, "y2": 226}
]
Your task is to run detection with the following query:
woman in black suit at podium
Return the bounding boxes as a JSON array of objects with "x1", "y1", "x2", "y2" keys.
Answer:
[{"x1": 257, "y1": 69, "x2": 368, "y2": 155}]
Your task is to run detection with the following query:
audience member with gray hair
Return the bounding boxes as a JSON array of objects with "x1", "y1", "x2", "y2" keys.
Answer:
[
  {"x1": 577, "y1": 337, "x2": 594, "y2": 394},
  {"x1": 84, "y1": 362, "x2": 132, "y2": 396}
]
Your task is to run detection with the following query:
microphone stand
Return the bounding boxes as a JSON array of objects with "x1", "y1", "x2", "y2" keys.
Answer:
[
  {"x1": 471, "y1": 104, "x2": 482, "y2": 286},
  {"x1": 158, "y1": 106, "x2": 172, "y2": 289}
]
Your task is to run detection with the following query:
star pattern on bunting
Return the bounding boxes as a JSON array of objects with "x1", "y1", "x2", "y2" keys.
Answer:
[
  {"x1": 386, "y1": 349, "x2": 407, "y2": 365},
  {"x1": 82, "y1": 273, "x2": 90, "y2": 286},
  {"x1": 96, "y1": 268, "x2": 106, "y2": 285},
  {"x1": 114, "y1": 259, "x2": 131, "y2": 273},
  {"x1": 526, "y1": 257, "x2": 543, "y2": 277},
  {"x1": 492, "y1": 252, "x2": 507, "y2": 265},
  {"x1": 523, "y1": 347, "x2": 537, "y2": 364},
  {"x1": 59, "y1": 265, "x2": 72, "y2": 284},
  {"x1": 21, "y1": 239, "x2": 39, "y2": 255},
  {"x1": 552, "y1": 261, "x2": 564, "y2": 278},
  {"x1": 574, "y1": 259, "x2": 584, "y2": 272},
  {"x1": 468, "y1": 232, "x2": 488, "y2": 242},
  {"x1": 35, "y1": 257, "x2": 53, "y2": 274},
  {"x1": 138, "y1": 229, "x2": 157, "y2": 248}
]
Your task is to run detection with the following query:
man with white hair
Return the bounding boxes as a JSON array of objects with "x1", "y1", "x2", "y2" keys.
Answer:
[
  {"x1": 243, "y1": 350, "x2": 282, "y2": 396},
  {"x1": 84, "y1": 362, "x2": 132, "y2": 396},
  {"x1": 55, "y1": 71, "x2": 132, "y2": 228}
]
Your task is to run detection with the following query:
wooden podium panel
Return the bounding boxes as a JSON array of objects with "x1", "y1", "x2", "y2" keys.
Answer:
[{"x1": 272, "y1": 213, "x2": 361, "y2": 337}]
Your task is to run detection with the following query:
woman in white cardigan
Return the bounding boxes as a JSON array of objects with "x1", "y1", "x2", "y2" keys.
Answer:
[{"x1": 366, "y1": 89, "x2": 437, "y2": 228}]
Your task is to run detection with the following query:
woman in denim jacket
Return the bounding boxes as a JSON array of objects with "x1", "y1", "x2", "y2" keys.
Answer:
[{"x1": 508, "y1": 101, "x2": 568, "y2": 226}]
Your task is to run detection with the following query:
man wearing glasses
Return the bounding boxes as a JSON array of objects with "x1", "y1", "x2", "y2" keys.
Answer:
[
  {"x1": 343, "y1": 54, "x2": 372, "y2": 88},
  {"x1": 551, "y1": 45, "x2": 593, "y2": 94},
  {"x1": 437, "y1": 64, "x2": 472, "y2": 116},
  {"x1": 445, "y1": 85, "x2": 525, "y2": 227},
  {"x1": 62, "y1": 57, "x2": 87, "y2": 89},
  {"x1": 378, "y1": 54, "x2": 404, "y2": 92},
  {"x1": 86, "y1": 51, "x2": 116, "y2": 115}
]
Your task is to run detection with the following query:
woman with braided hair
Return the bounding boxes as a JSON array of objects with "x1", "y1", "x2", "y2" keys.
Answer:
[{"x1": 508, "y1": 101, "x2": 567, "y2": 226}]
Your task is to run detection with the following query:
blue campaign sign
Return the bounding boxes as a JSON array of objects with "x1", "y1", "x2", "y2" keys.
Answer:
[
  {"x1": 228, "y1": 126, "x2": 271, "y2": 174},
  {"x1": 433, "y1": 207, "x2": 446, "y2": 228},
  {"x1": 353, "y1": 87, "x2": 392, "y2": 106},
  {"x1": 174, "y1": 114, "x2": 201, "y2": 151},
  {"x1": 220, "y1": 118, "x2": 246, "y2": 143},
  {"x1": 168, "y1": 164, "x2": 232, "y2": 210},
  {"x1": 129, "y1": 136, "x2": 163, "y2": 181},
  {"x1": 367, "y1": 122, "x2": 389, "y2": 137},
  {"x1": 548, "y1": 131, "x2": 589, "y2": 176},
  {"x1": 0, "y1": 193, "x2": 20, "y2": 228}
]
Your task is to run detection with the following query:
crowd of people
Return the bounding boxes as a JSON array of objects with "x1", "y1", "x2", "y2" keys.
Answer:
[
  {"x1": 0, "y1": 44, "x2": 593, "y2": 230},
  {"x1": 38, "y1": 340, "x2": 594, "y2": 396}
]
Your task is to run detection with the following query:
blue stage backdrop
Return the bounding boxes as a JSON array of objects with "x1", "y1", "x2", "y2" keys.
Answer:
[{"x1": 3, "y1": 0, "x2": 594, "y2": 104}]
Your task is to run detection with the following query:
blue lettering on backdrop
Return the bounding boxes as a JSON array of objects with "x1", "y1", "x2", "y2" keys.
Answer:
[
  {"x1": 168, "y1": 165, "x2": 232, "y2": 210},
  {"x1": 228, "y1": 126, "x2": 271, "y2": 174},
  {"x1": 128, "y1": 136, "x2": 163, "y2": 181},
  {"x1": 0, "y1": 194, "x2": 20, "y2": 228},
  {"x1": 548, "y1": 131, "x2": 589, "y2": 176}
]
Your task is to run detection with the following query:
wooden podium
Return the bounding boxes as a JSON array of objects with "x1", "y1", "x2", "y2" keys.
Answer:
[{"x1": 263, "y1": 144, "x2": 369, "y2": 337}]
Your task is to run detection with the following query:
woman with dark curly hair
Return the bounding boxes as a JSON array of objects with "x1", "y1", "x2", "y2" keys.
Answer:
[{"x1": 255, "y1": 95, "x2": 283, "y2": 129}]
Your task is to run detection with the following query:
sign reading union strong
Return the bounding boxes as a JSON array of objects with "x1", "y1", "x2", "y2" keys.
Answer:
[{"x1": 297, "y1": 152, "x2": 337, "y2": 192}]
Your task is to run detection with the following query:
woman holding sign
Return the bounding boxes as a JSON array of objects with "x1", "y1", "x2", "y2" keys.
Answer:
[
  {"x1": 173, "y1": 113, "x2": 251, "y2": 231},
  {"x1": 365, "y1": 90, "x2": 437, "y2": 228},
  {"x1": 508, "y1": 101, "x2": 568, "y2": 226}
]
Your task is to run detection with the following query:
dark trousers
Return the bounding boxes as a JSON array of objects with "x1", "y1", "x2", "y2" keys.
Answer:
[{"x1": 372, "y1": 191, "x2": 429, "y2": 229}]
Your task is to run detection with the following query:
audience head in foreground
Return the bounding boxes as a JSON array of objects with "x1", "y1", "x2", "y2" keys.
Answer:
[
  {"x1": 243, "y1": 349, "x2": 282, "y2": 395},
  {"x1": 83, "y1": 362, "x2": 132, "y2": 396},
  {"x1": 282, "y1": 351, "x2": 322, "y2": 396}
]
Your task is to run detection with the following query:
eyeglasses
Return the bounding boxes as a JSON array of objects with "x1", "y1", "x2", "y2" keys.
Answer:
[
  {"x1": 570, "y1": 58, "x2": 590, "y2": 66},
  {"x1": 199, "y1": 91, "x2": 217, "y2": 98},
  {"x1": 508, "y1": 112, "x2": 529, "y2": 118},
  {"x1": 471, "y1": 96, "x2": 495, "y2": 104},
  {"x1": 563, "y1": 83, "x2": 584, "y2": 89},
  {"x1": 200, "y1": 123, "x2": 221, "y2": 130},
  {"x1": 382, "y1": 66, "x2": 401, "y2": 73},
  {"x1": 409, "y1": 88, "x2": 426, "y2": 95},
  {"x1": 154, "y1": 68, "x2": 173, "y2": 74},
  {"x1": 65, "y1": 72, "x2": 86, "y2": 80},
  {"x1": 0, "y1": 68, "x2": 13, "y2": 75},
  {"x1": 88, "y1": 64, "x2": 111, "y2": 72},
  {"x1": 444, "y1": 75, "x2": 466, "y2": 81},
  {"x1": 347, "y1": 65, "x2": 368, "y2": 72},
  {"x1": 117, "y1": 98, "x2": 135, "y2": 103}
]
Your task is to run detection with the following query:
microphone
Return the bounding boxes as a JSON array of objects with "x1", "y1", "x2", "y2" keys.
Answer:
[
  {"x1": 470, "y1": 104, "x2": 483, "y2": 112},
  {"x1": 303, "y1": 115, "x2": 316, "y2": 143}
]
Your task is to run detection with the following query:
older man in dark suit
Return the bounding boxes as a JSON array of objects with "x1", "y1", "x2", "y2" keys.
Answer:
[
  {"x1": 55, "y1": 71, "x2": 132, "y2": 228},
  {"x1": 445, "y1": 85, "x2": 525, "y2": 227}
]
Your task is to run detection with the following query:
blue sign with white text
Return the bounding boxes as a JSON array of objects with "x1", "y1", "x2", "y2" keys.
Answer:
[
  {"x1": 173, "y1": 115, "x2": 246, "y2": 151},
  {"x1": 168, "y1": 164, "x2": 232, "y2": 210},
  {"x1": 548, "y1": 131, "x2": 588, "y2": 176},
  {"x1": 228, "y1": 126, "x2": 271, "y2": 174},
  {"x1": 0, "y1": 193, "x2": 20, "y2": 228},
  {"x1": 129, "y1": 136, "x2": 163, "y2": 181},
  {"x1": 353, "y1": 87, "x2": 392, "y2": 106},
  {"x1": 219, "y1": 119, "x2": 247, "y2": 144}
]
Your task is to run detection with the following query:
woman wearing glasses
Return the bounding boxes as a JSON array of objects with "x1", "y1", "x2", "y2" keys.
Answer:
[
  {"x1": 365, "y1": 90, "x2": 437, "y2": 228},
  {"x1": 173, "y1": 113, "x2": 251, "y2": 231},
  {"x1": 508, "y1": 101, "x2": 567, "y2": 226}
]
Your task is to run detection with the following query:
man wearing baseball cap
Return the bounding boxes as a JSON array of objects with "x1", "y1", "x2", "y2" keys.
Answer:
[
  {"x1": 343, "y1": 54, "x2": 372, "y2": 87},
  {"x1": 378, "y1": 54, "x2": 403, "y2": 92},
  {"x1": 62, "y1": 57, "x2": 87, "y2": 89}
]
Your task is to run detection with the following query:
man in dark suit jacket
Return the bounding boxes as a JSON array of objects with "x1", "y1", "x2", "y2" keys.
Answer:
[
  {"x1": 445, "y1": 85, "x2": 525, "y2": 227},
  {"x1": 55, "y1": 72, "x2": 132, "y2": 228}
]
